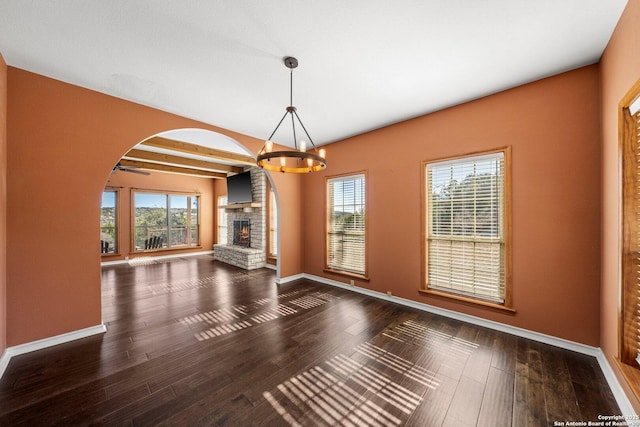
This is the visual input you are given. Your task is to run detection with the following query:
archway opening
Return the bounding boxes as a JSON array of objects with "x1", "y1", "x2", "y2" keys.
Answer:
[{"x1": 99, "y1": 127, "x2": 280, "y2": 272}]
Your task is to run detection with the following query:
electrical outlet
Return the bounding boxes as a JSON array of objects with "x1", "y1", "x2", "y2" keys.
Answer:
[
  {"x1": 387, "y1": 291, "x2": 392, "y2": 296},
  {"x1": 350, "y1": 279, "x2": 355, "y2": 286}
]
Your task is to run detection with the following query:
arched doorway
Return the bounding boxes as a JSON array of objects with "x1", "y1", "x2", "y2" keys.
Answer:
[
  {"x1": 99, "y1": 128, "x2": 282, "y2": 331},
  {"x1": 100, "y1": 127, "x2": 280, "y2": 271},
  {"x1": 5, "y1": 69, "x2": 297, "y2": 351}
]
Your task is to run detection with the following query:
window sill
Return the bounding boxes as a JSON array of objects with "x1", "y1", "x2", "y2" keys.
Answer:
[
  {"x1": 419, "y1": 288, "x2": 516, "y2": 314},
  {"x1": 323, "y1": 268, "x2": 369, "y2": 282},
  {"x1": 133, "y1": 246, "x2": 203, "y2": 254},
  {"x1": 615, "y1": 358, "x2": 640, "y2": 403},
  {"x1": 101, "y1": 252, "x2": 121, "y2": 258}
]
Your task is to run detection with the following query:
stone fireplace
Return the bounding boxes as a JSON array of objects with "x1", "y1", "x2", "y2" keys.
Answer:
[{"x1": 213, "y1": 167, "x2": 267, "y2": 270}]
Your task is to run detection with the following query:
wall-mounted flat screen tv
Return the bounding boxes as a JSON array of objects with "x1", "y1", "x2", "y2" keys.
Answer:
[{"x1": 226, "y1": 171, "x2": 253, "y2": 204}]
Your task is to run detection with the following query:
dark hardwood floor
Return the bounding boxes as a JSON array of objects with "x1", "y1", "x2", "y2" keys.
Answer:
[{"x1": 0, "y1": 255, "x2": 621, "y2": 426}]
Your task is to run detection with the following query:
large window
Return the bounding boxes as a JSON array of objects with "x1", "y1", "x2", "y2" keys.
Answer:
[
  {"x1": 100, "y1": 190, "x2": 118, "y2": 254},
  {"x1": 268, "y1": 184, "x2": 278, "y2": 259},
  {"x1": 133, "y1": 191, "x2": 200, "y2": 252},
  {"x1": 326, "y1": 173, "x2": 367, "y2": 278},
  {"x1": 422, "y1": 149, "x2": 511, "y2": 309},
  {"x1": 621, "y1": 82, "x2": 640, "y2": 374},
  {"x1": 217, "y1": 195, "x2": 228, "y2": 245}
]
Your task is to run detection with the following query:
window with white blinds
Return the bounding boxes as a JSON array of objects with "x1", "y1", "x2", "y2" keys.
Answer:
[
  {"x1": 268, "y1": 188, "x2": 278, "y2": 257},
  {"x1": 326, "y1": 173, "x2": 367, "y2": 277},
  {"x1": 424, "y1": 150, "x2": 509, "y2": 304},
  {"x1": 621, "y1": 103, "x2": 640, "y2": 367},
  {"x1": 217, "y1": 195, "x2": 228, "y2": 245}
]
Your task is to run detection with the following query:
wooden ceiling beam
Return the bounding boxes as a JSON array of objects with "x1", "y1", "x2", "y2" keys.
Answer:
[
  {"x1": 141, "y1": 136, "x2": 256, "y2": 166},
  {"x1": 124, "y1": 149, "x2": 244, "y2": 174},
  {"x1": 118, "y1": 159, "x2": 226, "y2": 179}
]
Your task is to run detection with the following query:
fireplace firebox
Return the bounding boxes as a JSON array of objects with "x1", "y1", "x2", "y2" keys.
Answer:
[{"x1": 233, "y1": 219, "x2": 251, "y2": 248}]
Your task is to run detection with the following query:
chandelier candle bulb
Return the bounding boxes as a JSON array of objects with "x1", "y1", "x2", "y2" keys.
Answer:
[
  {"x1": 265, "y1": 140, "x2": 273, "y2": 152},
  {"x1": 299, "y1": 140, "x2": 306, "y2": 152},
  {"x1": 319, "y1": 148, "x2": 326, "y2": 159}
]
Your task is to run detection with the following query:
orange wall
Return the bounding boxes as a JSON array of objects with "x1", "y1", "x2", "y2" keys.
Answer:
[
  {"x1": 600, "y1": 0, "x2": 640, "y2": 413},
  {"x1": 304, "y1": 65, "x2": 602, "y2": 346},
  {"x1": 5, "y1": 68, "x2": 304, "y2": 346},
  {"x1": 0, "y1": 53, "x2": 7, "y2": 355},
  {"x1": 0, "y1": 39, "x2": 609, "y2": 360},
  {"x1": 103, "y1": 170, "x2": 216, "y2": 260},
  {"x1": 270, "y1": 171, "x2": 304, "y2": 276}
]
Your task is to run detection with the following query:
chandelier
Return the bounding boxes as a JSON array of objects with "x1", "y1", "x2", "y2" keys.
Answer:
[{"x1": 256, "y1": 57, "x2": 327, "y2": 173}]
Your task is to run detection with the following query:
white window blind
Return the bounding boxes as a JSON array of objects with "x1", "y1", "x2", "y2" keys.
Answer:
[
  {"x1": 269, "y1": 189, "x2": 278, "y2": 257},
  {"x1": 218, "y1": 196, "x2": 228, "y2": 245},
  {"x1": 327, "y1": 174, "x2": 366, "y2": 275},
  {"x1": 630, "y1": 95, "x2": 640, "y2": 115},
  {"x1": 426, "y1": 152, "x2": 505, "y2": 303}
]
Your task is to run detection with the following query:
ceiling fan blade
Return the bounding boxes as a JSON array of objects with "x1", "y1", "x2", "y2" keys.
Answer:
[
  {"x1": 118, "y1": 166, "x2": 151, "y2": 175},
  {"x1": 119, "y1": 167, "x2": 150, "y2": 176},
  {"x1": 112, "y1": 162, "x2": 151, "y2": 176}
]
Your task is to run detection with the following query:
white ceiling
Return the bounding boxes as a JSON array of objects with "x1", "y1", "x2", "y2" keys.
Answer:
[{"x1": 0, "y1": 1, "x2": 628, "y2": 150}]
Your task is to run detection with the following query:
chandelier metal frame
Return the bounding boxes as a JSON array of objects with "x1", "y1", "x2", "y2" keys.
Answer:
[{"x1": 256, "y1": 57, "x2": 326, "y2": 173}]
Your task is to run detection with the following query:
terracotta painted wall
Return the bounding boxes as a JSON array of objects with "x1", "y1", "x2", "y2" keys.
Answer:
[
  {"x1": 6, "y1": 68, "x2": 303, "y2": 346},
  {"x1": 103, "y1": 170, "x2": 216, "y2": 261},
  {"x1": 0, "y1": 53, "x2": 7, "y2": 356},
  {"x1": 304, "y1": 65, "x2": 602, "y2": 346},
  {"x1": 600, "y1": 0, "x2": 640, "y2": 413},
  {"x1": 269, "y1": 170, "x2": 304, "y2": 278}
]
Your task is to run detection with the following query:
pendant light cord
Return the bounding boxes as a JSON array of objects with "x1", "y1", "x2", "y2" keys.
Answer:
[
  {"x1": 256, "y1": 56, "x2": 327, "y2": 173},
  {"x1": 262, "y1": 57, "x2": 319, "y2": 153},
  {"x1": 289, "y1": 67, "x2": 298, "y2": 149}
]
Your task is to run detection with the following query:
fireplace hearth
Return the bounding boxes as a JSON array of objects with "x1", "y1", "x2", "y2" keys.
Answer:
[{"x1": 233, "y1": 219, "x2": 251, "y2": 248}]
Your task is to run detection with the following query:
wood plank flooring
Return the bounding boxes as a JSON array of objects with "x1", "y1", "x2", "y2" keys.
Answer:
[{"x1": 0, "y1": 255, "x2": 621, "y2": 426}]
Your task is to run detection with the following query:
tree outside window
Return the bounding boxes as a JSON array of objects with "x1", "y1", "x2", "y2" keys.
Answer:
[{"x1": 100, "y1": 190, "x2": 118, "y2": 254}]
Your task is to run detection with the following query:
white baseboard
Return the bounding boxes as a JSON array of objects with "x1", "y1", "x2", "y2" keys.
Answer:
[
  {"x1": 0, "y1": 324, "x2": 106, "y2": 380},
  {"x1": 276, "y1": 273, "x2": 305, "y2": 284},
  {"x1": 302, "y1": 273, "x2": 636, "y2": 416},
  {"x1": 101, "y1": 250, "x2": 214, "y2": 266},
  {"x1": 0, "y1": 350, "x2": 10, "y2": 380},
  {"x1": 595, "y1": 350, "x2": 636, "y2": 417}
]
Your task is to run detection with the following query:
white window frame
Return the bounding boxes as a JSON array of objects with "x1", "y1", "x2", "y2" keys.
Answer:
[
  {"x1": 132, "y1": 191, "x2": 200, "y2": 252},
  {"x1": 268, "y1": 187, "x2": 278, "y2": 258},
  {"x1": 218, "y1": 195, "x2": 228, "y2": 245},
  {"x1": 100, "y1": 189, "x2": 119, "y2": 255}
]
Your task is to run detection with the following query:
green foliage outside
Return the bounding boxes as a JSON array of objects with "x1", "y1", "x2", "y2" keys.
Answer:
[
  {"x1": 100, "y1": 207, "x2": 116, "y2": 252},
  {"x1": 431, "y1": 172, "x2": 500, "y2": 238},
  {"x1": 134, "y1": 206, "x2": 197, "y2": 249}
]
